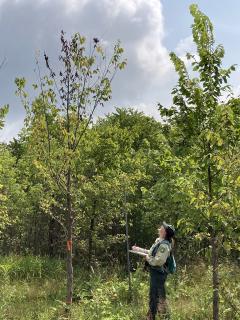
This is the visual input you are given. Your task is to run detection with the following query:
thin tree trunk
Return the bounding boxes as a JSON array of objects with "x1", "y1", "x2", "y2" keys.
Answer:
[
  {"x1": 34, "y1": 214, "x2": 38, "y2": 255},
  {"x1": 66, "y1": 168, "x2": 73, "y2": 305},
  {"x1": 211, "y1": 234, "x2": 219, "y2": 320},
  {"x1": 124, "y1": 191, "x2": 132, "y2": 301},
  {"x1": 88, "y1": 215, "x2": 95, "y2": 272},
  {"x1": 48, "y1": 217, "x2": 55, "y2": 257},
  {"x1": 208, "y1": 142, "x2": 219, "y2": 320}
]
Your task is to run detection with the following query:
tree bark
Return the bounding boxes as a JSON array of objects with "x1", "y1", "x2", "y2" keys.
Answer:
[
  {"x1": 88, "y1": 215, "x2": 95, "y2": 272},
  {"x1": 211, "y1": 234, "x2": 219, "y2": 320},
  {"x1": 207, "y1": 142, "x2": 219, "y2": 320},
  {"x1": 124, "y1": 191, "x2": 132, "y2": 301},
  {"x1": 66, "y1": 168, "x2": 73, "y2": 305},
  {"x1": 34, "y1": 214, "x2": 39, "y2": 255},
  {"x1": 48, "y1": 217, "x2": 55, "y2": 257}
]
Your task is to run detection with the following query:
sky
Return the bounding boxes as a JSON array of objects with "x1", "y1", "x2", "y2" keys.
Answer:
[{"x1": 1, "y1": 0, "x2": 240, "y2": 142}]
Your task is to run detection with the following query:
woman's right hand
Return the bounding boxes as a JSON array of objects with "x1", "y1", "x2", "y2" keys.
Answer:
[{"x1": 132, "y1": 245, "x2": 138, "y2": 250}]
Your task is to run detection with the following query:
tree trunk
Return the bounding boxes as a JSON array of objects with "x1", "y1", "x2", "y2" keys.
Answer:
[
  {"x1": 88, "y1": 199, "x2": 97, "y2": 272},
  {"x1": 48, "y1": 217, "x2": 55, "y2": 257},
  {"x1": 66, "y1": 168, "x2": 73, "y2": 305},
  {"x1": 207, "y1": 142, "x2": 219, "y2": 320},
  {"x1": 88, "y1": 216, "x2": 95, "y2": 272},
  {"x1": 211, "y1": 234, "x2": 219, "y2": 320},
  {"x1": 124, "y1": 191, "x2": 132, "y2": 301},
  {"x1": 34, "y1": 214, "x2": 39, "y2": 255}
]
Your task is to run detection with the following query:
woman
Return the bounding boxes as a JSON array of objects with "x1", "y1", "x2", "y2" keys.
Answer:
[{"x1": 145, "y1": 222, "x2": 175, "y2": 320}]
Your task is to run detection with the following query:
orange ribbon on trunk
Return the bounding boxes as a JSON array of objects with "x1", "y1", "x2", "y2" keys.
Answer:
[{"x1": 67, "y1": 240, "x2": 72, "y2": 251}]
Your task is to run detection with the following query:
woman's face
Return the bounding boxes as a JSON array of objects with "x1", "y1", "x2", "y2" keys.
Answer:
[{"x1": 158, "y1": 225, "x2": 166, "y2": 239}]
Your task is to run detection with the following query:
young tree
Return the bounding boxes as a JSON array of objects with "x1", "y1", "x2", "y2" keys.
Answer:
[
  {"x1": 0, "y1": 105, "x2": 8, "y2": 131},
  {"x1": 15, "y1": 32, "x2": 126, "y2": 305},
  {"x1": 0, "y1": 143, "x2": 27, "y2": 248},
  {"x1": 0, "y1": 104, "x2": 10, "y2": 233},
  {"x1": 159, "y1": 5, "x2": 240, "y2": 320}
]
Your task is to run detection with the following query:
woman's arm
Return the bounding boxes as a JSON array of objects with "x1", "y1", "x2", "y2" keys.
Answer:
[
  {"x1": 132, "y1": 238, "x2": 161, "y2": 254},
  {"x1": 146, "y1": 243, "x2": 170, "y2": 267},
  {"x1": 132, "y1": 245, "x2": 149, "y2": 254}
]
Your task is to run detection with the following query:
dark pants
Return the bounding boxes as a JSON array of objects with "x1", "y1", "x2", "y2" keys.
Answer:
[{"x1": 147, "y1": 268, "x2": 168, "y2": 320}]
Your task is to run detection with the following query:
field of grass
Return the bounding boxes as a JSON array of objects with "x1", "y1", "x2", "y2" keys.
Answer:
[{"x1": 0, "y1": 256, "x2": 239, "y2": 320}]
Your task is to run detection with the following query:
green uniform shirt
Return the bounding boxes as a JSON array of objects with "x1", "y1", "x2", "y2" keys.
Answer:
[{"x1": 146, "y1": 237, "x2": 171, "y2": 267}]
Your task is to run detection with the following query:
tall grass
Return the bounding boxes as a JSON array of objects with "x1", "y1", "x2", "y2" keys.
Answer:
[
  {"x1": 0, "y1": 255, "x2": 239, "y2": 320},
  {"x1": 0, "y1": 255, "x2": 64, "y2": 280}
]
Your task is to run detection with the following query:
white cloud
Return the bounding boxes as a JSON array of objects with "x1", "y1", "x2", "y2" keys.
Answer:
[
  {"x1": 0, "y1": 118, "x2": 24, "y2": 142},
  {"x1": 137, "y1": 35, "x2": 170, "y2": 77},
  {"x1": 135, "y1": 1, "x2": 170, "y2": 77},
  {"x1": 132, "y1": 102, "x2": 161, "y2": 120},
  {"x1": 175, "y1": 35, "x2": 195, "y2": 56},
  {"x1": 175, "y1": 35, "x2": 196, "y2": 66},
  {"x1": 102, "y1": 0, "x2": 139, "y2": 17},
  {"x1": 62, "y1": 0, "x2": 90, "y2": 13},
  {"x1": 101, "y1": 0, "x2": 171, "y2": 79}
]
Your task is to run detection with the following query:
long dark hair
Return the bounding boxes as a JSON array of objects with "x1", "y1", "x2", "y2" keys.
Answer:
[{"x1": 165, "y1": 229, "x2": 174, "y2": 246}]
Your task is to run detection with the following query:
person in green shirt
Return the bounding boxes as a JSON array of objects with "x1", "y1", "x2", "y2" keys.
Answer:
[{"x1": 145, "y1": 222, "x2": 175, "y2": 320}]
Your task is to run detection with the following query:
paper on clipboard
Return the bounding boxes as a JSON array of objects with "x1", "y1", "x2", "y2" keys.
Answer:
[{"x1": 129, "y1": 250, "x2": 148, "y2": 257}]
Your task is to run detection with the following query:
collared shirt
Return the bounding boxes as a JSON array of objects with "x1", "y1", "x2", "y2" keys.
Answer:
[{"x1": 146, "y1": 237, "x2": 171, "y2": 267}]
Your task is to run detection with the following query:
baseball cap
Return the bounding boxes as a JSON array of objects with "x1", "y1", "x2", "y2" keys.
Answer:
[{"x1": 163, "y1": 221, "x2": 175, "y2": 238}]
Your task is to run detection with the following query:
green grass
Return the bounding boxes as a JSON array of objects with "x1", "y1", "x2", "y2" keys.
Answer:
[{"x1": 0, "y1": 255, "x2": 239, "y2": 320}]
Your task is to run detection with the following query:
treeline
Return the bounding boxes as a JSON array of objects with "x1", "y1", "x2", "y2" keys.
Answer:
[
  {"x1": 0, "y1": 108, "x2": 192, "y2": 263},
  {"x1": 0, "y1": 103, "x2": 239, "y2": 266}
]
